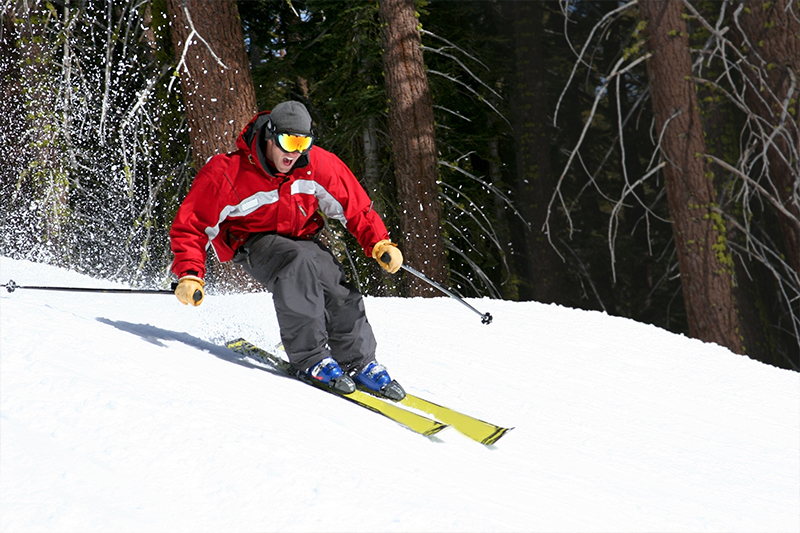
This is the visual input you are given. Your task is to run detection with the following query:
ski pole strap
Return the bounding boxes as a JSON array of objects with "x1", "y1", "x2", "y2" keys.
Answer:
[{"x1": 382, "y1": 254, "x2": 493, "y2": 324}]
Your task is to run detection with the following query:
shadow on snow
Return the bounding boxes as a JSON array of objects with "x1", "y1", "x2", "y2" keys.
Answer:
[{"x1": 95, "y1": 317, "x2": 287, "y2": 379}]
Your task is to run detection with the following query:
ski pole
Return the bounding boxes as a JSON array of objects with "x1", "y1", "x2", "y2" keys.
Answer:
[
  {"x1": 2, "y1": 279, "x2": 203, "y2": 302},
  {"x1": 382, "y1": 253, "x2": 493, "y2": 324}
]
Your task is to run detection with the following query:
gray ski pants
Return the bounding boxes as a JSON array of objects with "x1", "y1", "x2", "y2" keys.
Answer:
[{"x1": 233, "y1": 233, "x2": 377, "y2": 374}]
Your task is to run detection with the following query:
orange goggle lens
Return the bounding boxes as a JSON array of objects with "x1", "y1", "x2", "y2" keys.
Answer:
[{"x1": 276, "y1": 133, "x2": 313, "y2": 153}]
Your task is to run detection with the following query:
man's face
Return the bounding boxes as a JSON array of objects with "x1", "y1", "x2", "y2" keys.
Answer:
[{"x1": 265, "y1": 139, "x2": 301, "y2": 174}]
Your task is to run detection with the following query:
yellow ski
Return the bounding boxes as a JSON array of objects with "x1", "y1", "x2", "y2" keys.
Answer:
[
  {"x1": 400, "y1": 394, "x2": 512, "y2": 445},
  {"x1": 226, "y1": 339, "x2": 446, "y2": 438}
]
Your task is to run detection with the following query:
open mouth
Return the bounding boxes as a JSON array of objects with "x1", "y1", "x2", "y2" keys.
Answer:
[{"x1": 282, "y1": 156, "x2": 295, "y2": 167}]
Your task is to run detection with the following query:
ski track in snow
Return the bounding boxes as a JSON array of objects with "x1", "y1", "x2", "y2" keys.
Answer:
[{"x1": 1, "y1": 257, "x2": 798, "y2": 532}]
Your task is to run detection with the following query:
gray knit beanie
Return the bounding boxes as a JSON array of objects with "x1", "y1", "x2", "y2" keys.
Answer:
[{"x1": 268, "y1": 101, "x2": 313, "y2": 135}]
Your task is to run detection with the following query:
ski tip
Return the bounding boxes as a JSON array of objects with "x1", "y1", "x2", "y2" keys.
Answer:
[
  {"x1": 423, "y1": 422, "x2": 449, "y2": 437},
  {"x1": 481, "y1": 426, "x2": 513, "y2": 446},
  {"x1": 226, "y1": 338, "x2": 260, "y2": 356},
  {"x1": 226, "y1": 338, "x2": 247, "y2": 347}
]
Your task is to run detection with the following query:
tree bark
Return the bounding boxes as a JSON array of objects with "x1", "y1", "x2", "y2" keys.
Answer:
[
  {"x1": 487, "y1": 136, "x2": 516, "y2": 300},
  {"x1": 735, "y1": 0, "x2": 800, "y2": 277},
  {"x1": 166, "y1": 0, "x2": 257, "y2": 291},
  {"x1": 378, "y1": 0, "x2": 447, "y2": 296},
  {"x1": 362, "y1": 115, "x2": 383, "y2": 212},
  {"x1": 166, "y1": 0, "x2": 257, "y2": 168},
  {"x1": 639, "y1": 0, "x2": 744, "y2": 354}
]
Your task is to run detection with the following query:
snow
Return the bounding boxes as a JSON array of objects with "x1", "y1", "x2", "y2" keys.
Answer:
[{"x1": 1, "y1": 256, "x2": 798, "y2": 533}]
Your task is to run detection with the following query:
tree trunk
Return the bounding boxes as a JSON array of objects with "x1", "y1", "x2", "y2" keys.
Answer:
[
  {"x1": 166, "y1": 0, "x2": 258, "y2": 291},
  {"x1": 639, "y1": 0, "x2": 744, "y2": 354},
  {"x1": 735, "y1": 0, "x2": 800, "y2": 277},
  {"x1": 506, "y1": 0, "x2": 566, "y2": 304},
  {"x1": 166, "y1": 0, "x2": 257, "y2": 167},
  {"x1": 487, "y1": 136, "x2": 517, "y2": 300},
  {"x1": 362, "y1": 115, "x2": 383, "y2": 213},
  {"x1": 378, "y1": 0, "x2": 447, "y2": 296},
  {"x1": 692, "y1": 2, "x2": 796, "y2": 368}
]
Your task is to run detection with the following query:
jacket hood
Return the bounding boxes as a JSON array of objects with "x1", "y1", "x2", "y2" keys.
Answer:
[{"x1": 236, "y1": 111, "x2": 310, "y2": 175}]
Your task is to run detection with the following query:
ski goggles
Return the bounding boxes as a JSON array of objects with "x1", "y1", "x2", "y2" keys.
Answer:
[{"x1": 276, "y1": 133, "x2": 314, "y2": 154}]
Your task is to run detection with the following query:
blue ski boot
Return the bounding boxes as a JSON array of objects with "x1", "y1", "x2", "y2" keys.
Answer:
[
  {"x1": 307, "y1": 357, "x2": 355, "y2": 394},
  {"x1": 355, "y1": 362, "x2": 406, "y2": 401}
]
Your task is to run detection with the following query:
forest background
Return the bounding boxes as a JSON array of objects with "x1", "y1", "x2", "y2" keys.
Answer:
[{"x1": 1, "y1": 0, "x2": 798, "y2": 371}]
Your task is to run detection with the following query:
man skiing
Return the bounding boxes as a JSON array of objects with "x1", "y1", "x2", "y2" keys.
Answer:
[{"x1": 169, "y1": 101, "x2": 406, "y2": 401}]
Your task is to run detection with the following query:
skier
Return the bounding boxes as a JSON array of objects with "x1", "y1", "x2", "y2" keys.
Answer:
[{"x1": 169, "y1": 101, "x2": 406, "y2": 400}]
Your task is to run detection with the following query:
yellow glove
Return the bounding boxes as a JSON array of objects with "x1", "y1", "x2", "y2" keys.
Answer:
[
  {"x1": 372, "y1": 239, "x2": 403, "y2": 274},
  {"x1": 175, "y1": 275, "x2": 205, "y2": 306}
]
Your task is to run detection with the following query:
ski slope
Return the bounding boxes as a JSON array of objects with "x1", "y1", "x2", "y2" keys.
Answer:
[{"x1": 1, "y1": 257, "x2": 798, "y2": 532}]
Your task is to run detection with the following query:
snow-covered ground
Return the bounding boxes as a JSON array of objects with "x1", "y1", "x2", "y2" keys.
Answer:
[{"x1": 1, "y1": 256, "x2": 798, "y2": 532}]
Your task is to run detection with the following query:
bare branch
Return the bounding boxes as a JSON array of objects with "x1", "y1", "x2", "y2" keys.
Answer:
[
  {"x1": 420, "y1": 28, "x2": 501, "y2": 101},
  {"x1": 426, "y1": 69, "x2": 510, "y2": 126},
  {"x1": 554, "y1": 0, "x2": 639, "y2": 127},
  {"x1": 546, "y1": 51, "x2": 651, "y2": 242},
  {"x1": 168, "y1": 2, "x2": 229, "y2": 94},
  {"x1": 438, "y1": 160, "x2": 527, "y2": 226}
]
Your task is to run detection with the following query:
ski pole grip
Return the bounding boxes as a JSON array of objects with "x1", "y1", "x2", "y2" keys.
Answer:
[
  {"x1": 170, "y1": 281, "x2": 203, "y2": 303},
  {"x1": 381, "y1": 252, "x2": 391, "y2": 264}
]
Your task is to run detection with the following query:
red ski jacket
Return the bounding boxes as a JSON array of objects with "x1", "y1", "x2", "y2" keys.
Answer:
[{"x1": 170, "y1": 111, "x2": 390, "y2": 279}]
